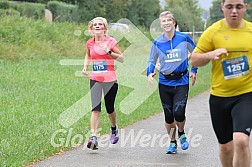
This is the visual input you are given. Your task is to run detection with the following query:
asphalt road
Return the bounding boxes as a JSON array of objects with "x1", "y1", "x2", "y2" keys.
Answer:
[{"x1": 34, "y1": 90, "x2": 252, "y2": 167}]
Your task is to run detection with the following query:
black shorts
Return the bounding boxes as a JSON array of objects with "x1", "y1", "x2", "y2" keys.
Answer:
[
  {"x1": 159, "y1": 83, "x2": 189, "y2": 124},
  {"x1": 90, "y1": 79, "x2": 118, "y2": 114},
  {"x1": 209, "y1": 92, "x2": 252, "y2": 144}
]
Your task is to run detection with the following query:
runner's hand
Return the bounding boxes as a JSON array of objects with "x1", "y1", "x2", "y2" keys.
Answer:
[
  {"x1": 209, "y1": 48, "x2": 228, "y2": 60},
  {"x1": 148, "y1": 73, "x2": 156, "y2": 84},
  {"x1": 82, "y1": 68, "x2": 89, "y2": 76},
  {"x1": 99, "y1": 43, "x2": 109, "y2": 53},
  {"x1": 190, "y1": 72, "x2": 196, "y2": 86}
]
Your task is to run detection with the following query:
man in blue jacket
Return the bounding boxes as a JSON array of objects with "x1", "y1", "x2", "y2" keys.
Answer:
[{"x1": 147, "y1": 11, "x2": 197, "y2": 154}]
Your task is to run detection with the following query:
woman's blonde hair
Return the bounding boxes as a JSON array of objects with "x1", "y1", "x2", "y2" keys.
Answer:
[{"x1": 88, "y1": 17, "x2": 108, "y2": 34}]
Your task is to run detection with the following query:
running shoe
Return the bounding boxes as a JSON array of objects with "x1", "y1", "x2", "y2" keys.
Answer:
[
  {"x1": 110, "y1": 126, "x2": 119, "y2": 144},
  {"x1": 178, "y1": 134, "x2": 189, "y2": 150},
  {"x1": 87, "y1": 136, "x2": 98, "y2": 150},
  {"x1": 166, "y1": 142, "x2": 177, "y2": 154}
]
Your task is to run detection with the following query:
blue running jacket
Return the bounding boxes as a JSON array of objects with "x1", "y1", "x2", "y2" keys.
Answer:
[{"x1": 147, "y1": 31, "x2": 198, "y2": 86}]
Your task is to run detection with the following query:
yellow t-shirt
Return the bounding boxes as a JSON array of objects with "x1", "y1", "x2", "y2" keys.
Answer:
[{"x1": 194, "y1": 19, "x2": 252, "y2": 97}]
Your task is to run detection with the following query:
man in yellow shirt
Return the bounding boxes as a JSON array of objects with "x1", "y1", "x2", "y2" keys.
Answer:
[{"x1": 191, "y1": 0, "x2": 252, "y2": 166}]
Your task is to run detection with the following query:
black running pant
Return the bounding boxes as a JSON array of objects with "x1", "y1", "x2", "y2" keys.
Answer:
[
  {"x1": 159, "y1": 83, "x2": 189, "y2": 124},
  {"x1": 90, "y1": 79, "x2": 118, "y2": 114}
]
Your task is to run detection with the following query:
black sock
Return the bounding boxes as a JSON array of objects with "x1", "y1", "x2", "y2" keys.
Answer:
[
  {"x1": 178, "y1": 130, "x2": 185, "y2": 136},
  {"x1": 111, "y1": 126, "x2": 117, "y2": 131},
  {"x1": 170, "y1": 140, "x2": 177, "y2": 145}
]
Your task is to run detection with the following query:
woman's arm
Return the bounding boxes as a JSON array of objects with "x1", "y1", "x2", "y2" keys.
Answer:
[
  {"x1": 99, "y1": 43, "x2": 124, "y2": 63},
  {"x1": 110, "y1": 44, "x2": 124, "y2": 63},
  {"x1": 82, "y1": 47, "x2": 91, "y2": 75}
]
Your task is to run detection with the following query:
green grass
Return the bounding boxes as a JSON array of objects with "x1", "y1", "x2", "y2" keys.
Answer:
[
  {"x1": 189, "y1": 64, "x2": 211, "y2": 98},
  {"x1": 0, "y1": 16, "x2": 211, "y2": 166},
  {"x1": 0, "y1": 58, "x2": 86, "y2": 165},
  {"x1": 0, "y1": 16, "x2": 87, "y2": 60},
  {"x1": 0, "y1": 57, "x2": 163, "y2": 166}
]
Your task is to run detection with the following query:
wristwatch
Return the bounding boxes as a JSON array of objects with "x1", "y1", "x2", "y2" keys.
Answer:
[{"x1": 107, "y1": 50, "x2": 112, "y2": 55}]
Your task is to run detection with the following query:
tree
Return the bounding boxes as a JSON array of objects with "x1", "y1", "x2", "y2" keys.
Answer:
[
  {"x1": 207, "y1": 0, "x2": 222, "y2": 27},
  {"x1": 165, "y1": 0, "x2": 204, "y2": 31},
  {"x1": 104, "y1": 0, "x2": 131, "y2": 23},
  {"x1": 245, "y1": 0, "x2": 252, "y2": 21},
  {"x1": 12, "y1": 0, "x2": 77, "y2": 4},
  {"x1": 126, "y1": 0, "x2": 160, "y2": 28},
  {"x1": 77, "y1": 0, "x2": 106, "y2": 22}
]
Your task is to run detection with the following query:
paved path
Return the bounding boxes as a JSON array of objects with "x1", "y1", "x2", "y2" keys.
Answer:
[{"x1": 34, "y1": 91, "x2": 252, "y2": 167}]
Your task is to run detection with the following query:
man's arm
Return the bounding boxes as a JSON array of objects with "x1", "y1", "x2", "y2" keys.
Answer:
[
  {"x1": 147, "y1": 43, "x2": 159, "y2": 84},
  {"x1": 190, "y1": 49, "x2": 229, "y2": 67},
  {"x1": 190, "y1": 52, "x2": 211, "y2": 67}
]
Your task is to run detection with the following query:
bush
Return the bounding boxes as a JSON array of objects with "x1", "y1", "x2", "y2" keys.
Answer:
[
  {"x1": 0, "y1": 8, "x2": 20, "y2": 16},
  {"x1": 9, "y1": 1, "x2": 45, "y2": 19},
  {"x1": 48, "y1": 1, "x2": 78, "y2": 22},
  {"x1": 0, "y1": 0, "x2": 9, "y2": 9}
]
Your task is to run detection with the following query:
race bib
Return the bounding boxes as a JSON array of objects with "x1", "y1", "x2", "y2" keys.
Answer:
[
  {"x1": 222, "y1": 56, "x2": 249, "y2": 80},
  {"x1": 93, "y1": 61, "x2": 108, "y2": 73},
  {"x1": 165, "y1": 49, "x2": 182, "y2": 63}
]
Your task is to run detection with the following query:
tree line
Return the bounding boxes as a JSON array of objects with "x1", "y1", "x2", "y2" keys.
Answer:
[
  {"x1": 11, "y1": 0, "x2": 252, "y2": 30},
  {"x1": 11, "y1": 0, "x2": 206, "y2": 31},
  {"x1": 12, "y1": 0, "x2": 161, "y2": 28}
]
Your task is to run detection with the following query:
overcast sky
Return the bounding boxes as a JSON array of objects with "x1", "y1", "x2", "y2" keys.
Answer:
[
  {"x1": 160, "y1": 0, "x2": 213, "y2": 10},
  {"x1": 198, "y1": 0, "x2": 213, "y2": 10}
]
